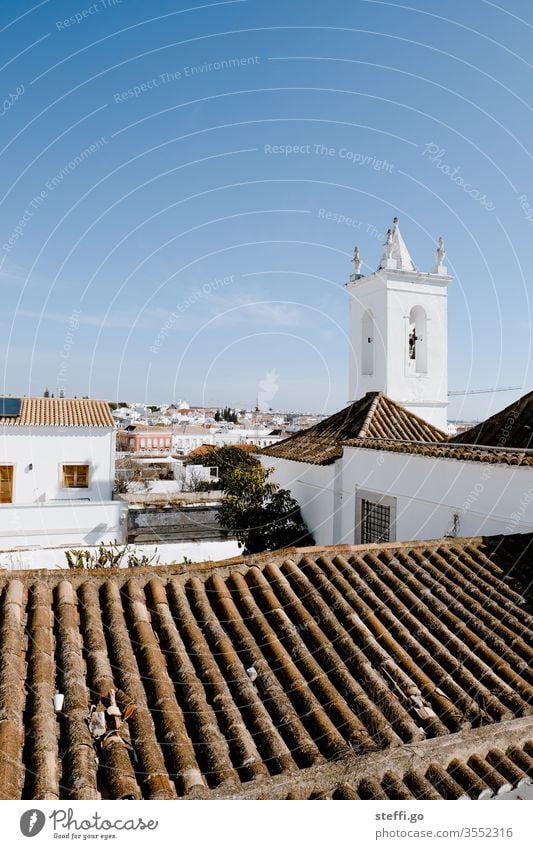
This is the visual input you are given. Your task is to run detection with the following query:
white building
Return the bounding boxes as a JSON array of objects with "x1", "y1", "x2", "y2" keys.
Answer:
[
  {"x1": 348, "y1": 218, "x2": 451, "y2": 430},
  {"x1": 260, "y1": 392, "x2": 533, "y2": 546},
  {"x1": 258, "y1": 215, "x2": 533, "y2": 548},
  {"x1": 0, "y1": 396, "x2": 126, "y2": 548},
  {"x1": 173, "y1": 425, "x2": 284, "y2": 454}
]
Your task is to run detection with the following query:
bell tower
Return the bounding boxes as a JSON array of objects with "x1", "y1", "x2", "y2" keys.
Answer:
[{"x1": 346, "y1": 217, "x2": 452, "y2": 431}]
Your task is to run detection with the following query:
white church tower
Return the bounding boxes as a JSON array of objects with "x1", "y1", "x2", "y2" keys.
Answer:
[{"x1": 347, "y1": 217, "x2": 452, "y2": 431}]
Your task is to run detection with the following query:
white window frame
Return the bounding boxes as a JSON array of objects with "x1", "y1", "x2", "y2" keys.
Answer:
[{"x1": 355, "y1": 488, "x2": 397, "y2": 545}]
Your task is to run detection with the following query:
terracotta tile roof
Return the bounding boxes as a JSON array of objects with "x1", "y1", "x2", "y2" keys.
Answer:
[
  {"x1": 1, "y1": 533, "x2": 532, "y2": 800},
  {"x1": 185, "y1": 443, "x2": 258, "y2": 459},
  {"x1": 452, "y1": 390, "x2": 533, "y2": 449},
  {"x1": 207, "y1": 720, "x2": 533, "y2": 799},
  {"x1": 0, "y1": 397, "x2": 115, "y2": 428},
  {"x1": 260, "y1": 392, "x2": 446, "y2": 465},
  {"x1": 345, "y1": 437, "x2": 533, "y2": 467}
]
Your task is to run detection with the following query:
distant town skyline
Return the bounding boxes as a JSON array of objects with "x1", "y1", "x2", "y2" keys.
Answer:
[{"x1": 1, "y1": 0, "x2": 532, "y2": 421}]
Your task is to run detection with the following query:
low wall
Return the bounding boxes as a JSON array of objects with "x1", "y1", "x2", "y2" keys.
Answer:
[
  {"x1": 0, "y1": 539, "x2": 242, "y2": 571},
  {"x1": 0, "y1": 501, "x2": 127, "y2": 549},
  {"x1": 127, "y1": 503, "x2": 231, "y2": 543}
]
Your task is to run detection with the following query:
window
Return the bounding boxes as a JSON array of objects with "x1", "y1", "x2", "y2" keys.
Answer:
[
  {"x1": 361, "y1": 499, "x2": 391, "y2": 543},
  {"x1": 62, "y1": 464, "x2": 89, "y2": 488},
  {"x1": 0, "y1": 465, "x2": 13, "y2": 503},
  {"x1": 408, "y1": 306, "x2": 428, "y2": 374},
  {"x1": 355, "y1": 490, "x2": 396, "y2": 544},
  {"x1": 362, "y1": 309, "x2": 374, "y2": 375}
]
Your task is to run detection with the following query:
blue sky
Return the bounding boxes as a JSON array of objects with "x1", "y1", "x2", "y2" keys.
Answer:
[{"x1": 1, "y1": 0, "x2": 532, "y2": 418}]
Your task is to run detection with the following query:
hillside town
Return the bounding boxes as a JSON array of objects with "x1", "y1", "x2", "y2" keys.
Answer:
[{"x1": 0, "y1": 216, "x2": 532, "y2": 805}]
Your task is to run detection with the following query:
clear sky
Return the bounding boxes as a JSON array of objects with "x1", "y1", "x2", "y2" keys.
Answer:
[{"x1": 1, "y1": 0, "x2": 532, "y2": 418}]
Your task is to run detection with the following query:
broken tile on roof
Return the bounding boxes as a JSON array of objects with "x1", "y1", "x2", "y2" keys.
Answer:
[{"x1": 0, "y1": 533, "x2": 532, "y2": 800}]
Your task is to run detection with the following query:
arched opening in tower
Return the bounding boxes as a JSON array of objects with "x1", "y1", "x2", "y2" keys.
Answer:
[{"x1": 408, "y1": 306, "x2": 428, "y2": 374}]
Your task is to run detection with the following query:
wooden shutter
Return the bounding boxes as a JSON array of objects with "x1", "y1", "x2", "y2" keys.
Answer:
[
  {"x1": 62, "y1": 464, "x2": 89, "y2": 488},
  {"x1": 0, "y1": 466, "x2": 13, "y2": 503}
]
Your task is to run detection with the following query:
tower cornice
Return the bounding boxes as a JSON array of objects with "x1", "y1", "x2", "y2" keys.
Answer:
[{"x1": 346, "y1": 268, "x2": 453, "y2": 289}]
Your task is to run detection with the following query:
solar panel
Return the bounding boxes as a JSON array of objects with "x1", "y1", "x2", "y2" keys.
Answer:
[{"x1": 0, "y1": 397, "x2": 22, "y2": 416}]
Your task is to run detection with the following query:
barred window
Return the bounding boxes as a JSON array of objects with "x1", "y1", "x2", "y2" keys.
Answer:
[
  {"x1": 356, "y1": 490, "x2": 396, "y2": 545},
  {"x1": 62, "y1": 464, "x2": 89, "y2": 488},
  {"x1": 360, "y1": 498, "x2": 392, "y2": 544}
]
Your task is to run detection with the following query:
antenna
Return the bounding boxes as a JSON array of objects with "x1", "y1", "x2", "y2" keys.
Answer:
[{"x1": 448, "y1": 386, "x2": 520, "y2": 397}]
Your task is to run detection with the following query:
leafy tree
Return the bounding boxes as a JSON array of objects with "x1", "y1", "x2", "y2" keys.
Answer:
[
  {"x1": 217, "y1": 406, "x2": 238, "y2": 423},
  {"x1": 184, "y1": 445, "x2": 259, "y2": 489},
  {"x1": 43, "y1": 388, "x2": 50, "y2": 398},
  {"x1": 217, "y1": 465, "x2": 314, "y2": 554}
]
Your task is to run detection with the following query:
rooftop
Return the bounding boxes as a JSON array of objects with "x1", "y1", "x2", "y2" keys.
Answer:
[
  {"x1": 0, "y1": 397, "x2": 114, "y2": 428},
  {"x1": 344, "y1": 437, "x2": 533, "y2": 468},
  {"x1": 452, "y1": 390, "x2": 533, "y2": 450},
  {"x1": 378, "y1": 216, "x2": 416, "y2": 272},
  {"x1": 259, "y1": 392, "x2": 446, "y2": 465},
  {"x1": 1, "y1": 532, "x2": 532, "y2": 800}
]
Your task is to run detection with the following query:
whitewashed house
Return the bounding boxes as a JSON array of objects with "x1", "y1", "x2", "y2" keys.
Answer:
[
  {"x1": 173, "y1": 425, "x2": 284, "y2": 454},
  {"x1": 259, "y1": 219, "x2": 533, "y2": 546},
  {"x1": 261, "y1": 392, "x2": 533, "y2": 547},
  {"x1": 0, "y1": 396, "x2": 126, "y2": 548}
]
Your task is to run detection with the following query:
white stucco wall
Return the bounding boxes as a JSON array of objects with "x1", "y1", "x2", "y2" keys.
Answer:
[
  {"x1": 338, "y1": 447, "x2": 533, "y2": 542},
  {"x1": 0, "y1": 500, "x2": 127, "y2": 549},
  {"x1": 348, "y1": 279, "x2": 388, "y2": 400},
  {"x1": 384, "y1": 278, "x2": 449, "y2": 430},
  {"x1": 259, "y1": 456, "x2": 335, "y2": 546},
  {"x1": 347, "y1": 270, "x2": 450, "y2": 430},
  {"x1": 0, "y1": 426, "x2": 115, "y2": 503},
  {"x1": 0, "y1": 537, "x2": 241, "y2": 571},
  {"x1": 261, "y1": 448, "x2": 533, "y2": 546}
]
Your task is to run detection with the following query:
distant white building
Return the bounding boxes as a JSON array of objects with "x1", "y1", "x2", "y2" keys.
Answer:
[
  {"x1": 173, "y1": 425, "x2": 284, "y2": 453},
  {"x1": 0, "y1": 396, "x2": 126, "y2": 549}
]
